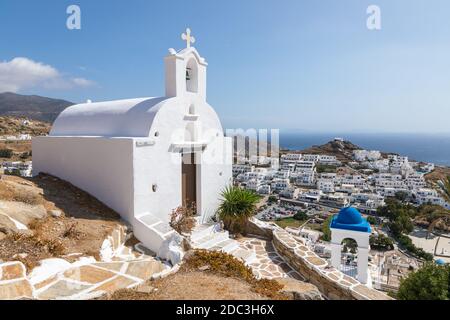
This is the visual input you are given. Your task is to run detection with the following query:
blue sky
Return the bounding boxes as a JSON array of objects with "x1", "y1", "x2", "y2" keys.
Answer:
[{"x1": 1, "y1": 0, "x2": 450, "y2": 133}]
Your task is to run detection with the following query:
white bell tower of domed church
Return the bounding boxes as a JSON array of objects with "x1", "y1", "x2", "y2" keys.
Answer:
[
  {"x1": 164, "y1": 28, "x2": 208, "y2": 101},
  {"x1": 330, "y1": 207, "x2": 372, "y2": 285}
]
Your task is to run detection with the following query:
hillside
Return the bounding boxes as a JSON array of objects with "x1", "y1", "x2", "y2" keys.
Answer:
[
  {"x1": 0, "y1": 92, "x2": 73, "y2": 123},
  {"x1": 290, "y1": 139, "x2": 362, "y2": 162},
  {"x1": 0, "y1": 116, "x2": 51, "y2": 162},
  {"x1": 0, "y1": 116, "x2": 51, "y2": 136},
  {"x1": 0, "y1": 173, "x2": 123, "y2": 269}
]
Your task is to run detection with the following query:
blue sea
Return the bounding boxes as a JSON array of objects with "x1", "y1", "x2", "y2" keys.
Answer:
[{"x1": 278, "y1": 131, "x2": 450, "y2": 167}]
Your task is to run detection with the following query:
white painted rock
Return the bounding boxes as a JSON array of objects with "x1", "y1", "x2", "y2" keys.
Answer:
[{"x1": 157, "y1": 233, "x2": 185, "y2": 266}]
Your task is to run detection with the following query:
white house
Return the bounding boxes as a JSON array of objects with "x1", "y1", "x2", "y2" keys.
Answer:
[
  {"x1": 280, "y1": 153, "x2": 302, "y2": 164},
  {"x1": 257, "y1": 184, "x2": 271, "y2": 195},
  {"x1": 353, "y1": 150, "x2": 381, "y2": 162},
  {"x1": 317, "y1": 179, "x2": 335, "y2": 193},
  {"x1": 413, "y1": 188, "x2": 446, "y2": 206},
  {"x1": 32, "y1": 31, "x2": 232, "y2": 261},
  {"x1": 232, "y1": 164, "x2": 253, "y2": 176},
  {"x1": 280, "y1": 186, "x2": 300, "y2": 199}
]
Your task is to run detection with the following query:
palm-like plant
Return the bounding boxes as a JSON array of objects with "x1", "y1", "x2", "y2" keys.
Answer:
[{"x1": 217, "y1": 186, "x2": 260, "y2": 235}]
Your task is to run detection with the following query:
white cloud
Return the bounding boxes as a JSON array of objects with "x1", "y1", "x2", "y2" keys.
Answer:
[
  {"x1": 71, "y1": 77, "x2": 95, "y2": 87},
  {"x1": 0, "y1": 57, "x2": 95, "y2": 93}
]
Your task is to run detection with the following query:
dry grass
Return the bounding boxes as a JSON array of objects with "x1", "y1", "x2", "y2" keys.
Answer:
[
  {"x1": 105, "y1": 250, "x2": 288, "y2": 300},
  {"x1": 0, "y1": 233, "x2": 65, "y2": 270},
  {"x1": 62, "y1": 222, "x2": 86, "y2": 240},
  {"x1": 182, "y1": 250, "x2": 286, "y2": 300},
  {"x1": 169, "y1": 205, "x2": 196, "y2": 234},
  {"x1": 106, "y1": 271, "x2": 271, "y2": 300},
  {"x1": 0, "y1": 174, "x2": 125, "y2": 271}
]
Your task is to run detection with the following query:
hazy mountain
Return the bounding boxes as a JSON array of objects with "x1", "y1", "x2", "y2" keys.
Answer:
[{"x1": 0, "y1": 92, "x2": 74, "y2": 123}]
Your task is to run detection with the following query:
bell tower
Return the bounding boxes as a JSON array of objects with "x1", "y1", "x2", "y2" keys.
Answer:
[{"x1": 164, "y1": 28, "x2": 208, "y2": 100}]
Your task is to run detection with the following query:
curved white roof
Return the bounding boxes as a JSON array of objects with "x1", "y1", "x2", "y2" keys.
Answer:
[{"x1": 50, "y1": 97, "x2": 168, "y2": 137}]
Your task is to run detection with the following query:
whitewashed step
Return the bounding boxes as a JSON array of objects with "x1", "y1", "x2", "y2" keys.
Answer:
[
  {"x1": 192, "y1": 231, "x2": 230, "y2": 249},
  {"x1": 209, "y1": 239, "x2": 240, "y2": 253},
  {"x1": 190, "y1": 223, "x2": 217, "y2": 242}
]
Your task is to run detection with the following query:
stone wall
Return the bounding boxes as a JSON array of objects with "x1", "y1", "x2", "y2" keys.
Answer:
[
  {"x1": 272, "y1": 229, "x2": 392, "y2": 300},
  {"x1": 245, "y1": 218, "x2": 276, "y2": 240}
]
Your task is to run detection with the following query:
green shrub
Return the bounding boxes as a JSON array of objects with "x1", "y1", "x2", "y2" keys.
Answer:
[
  {"x1": 397, "y1": 263, "x2": 449, "y2": 300},
  {"x1": 366, "y1": 216, "x2": 378, "y2": 225},
  {"x1": 217, "y1": 186, "x2": 260, "y2": 235},
  {"x1": 184, "y1": 250, "x2": 286, "y2": 300},
  {"x1": 321, "y1": 216, "x2": 333, "y2": 241},
  {"x1": 293, "y1": 211, "x2": 308, "y2": 221},
  {"x1": 370, "y1": 234, "x2": 394, "y2": 251}
]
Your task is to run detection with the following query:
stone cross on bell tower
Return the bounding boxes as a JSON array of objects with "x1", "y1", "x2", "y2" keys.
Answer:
[
  {"x1": 181, "y1": 28, "x2": 196, "y2": 48},
  {"x1": 165, "y1": 28, "x2": 207, "y2": 100}
]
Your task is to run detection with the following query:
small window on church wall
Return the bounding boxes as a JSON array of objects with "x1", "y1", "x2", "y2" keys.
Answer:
[
  {"x1": 186, "y1": 58, "x2": 198, "y2": 93},
  {"x1": 188, "y1": 104, "x2": 195, "y2": 115}
]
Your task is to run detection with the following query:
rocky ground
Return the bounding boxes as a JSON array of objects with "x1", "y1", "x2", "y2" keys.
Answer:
[{"x1": 0, "y1": 174, "x2": 124, "y2": 269}]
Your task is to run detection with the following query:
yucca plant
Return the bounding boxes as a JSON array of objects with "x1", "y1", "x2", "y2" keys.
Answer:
[{"x1": 217, "y1": 186, "x2": 260, "y2": 235}]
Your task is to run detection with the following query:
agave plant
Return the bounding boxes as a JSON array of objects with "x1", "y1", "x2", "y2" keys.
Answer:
[{"x1": 217, "y1": 186, "x2": 260, "y2": 235}]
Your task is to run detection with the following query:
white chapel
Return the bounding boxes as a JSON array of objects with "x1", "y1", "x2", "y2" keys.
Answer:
[{"x1": 32, "y1": 29, "x2": 233, "y2": 260}]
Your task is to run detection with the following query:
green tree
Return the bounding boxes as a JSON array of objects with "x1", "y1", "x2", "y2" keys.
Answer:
[
  {"x1": 293, "y1": 211, "x2": 308, "y2": 221},
  {"x1": 395, "y1": 191, "x2": 409, "y2": 202},
  {"x1": 370, "y1": 234, "x2": 394, "y2": 251},
  {"x1": 268, "y1": 195, "x2": 278, "y2": 204},
  {"x1": 366, "y1": 216, "x2": 378, "y2": 225},
  {"x1": 397, "y1": 263, "x2": 449, "y2": 300},
  {"x1": 217, "y1": 186, "x2": 260, "y2": 235}
]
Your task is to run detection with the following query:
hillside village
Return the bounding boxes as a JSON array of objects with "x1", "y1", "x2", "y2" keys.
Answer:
[
  {"x1": 232, "y1": 137, "x2": 450, "y2": 290},
  {"x1": 235, "y1": 137, "x2": 449, "y2": 212}
]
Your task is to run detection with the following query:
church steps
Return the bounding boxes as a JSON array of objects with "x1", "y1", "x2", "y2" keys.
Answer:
[
  {"x1": 189, "y1": 223, "x2": 218, "y2": 243},
  {"x1": 209, "y1": 239, "x2": 240, "y2": 253},
  {"x1": 191, "y1": 231, "x2": 230, "y2": 249}
]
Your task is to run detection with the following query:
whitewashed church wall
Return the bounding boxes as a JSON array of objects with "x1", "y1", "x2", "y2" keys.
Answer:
[
  {"x1": 199, "y1": 136, "x2": 233, "y2": 224},
  {"x1": 133, "y1": 139, "x2": 182, "y2": 223},
  {"x1": 32, "y1": 136, "x2": 135, "y2": 221}
]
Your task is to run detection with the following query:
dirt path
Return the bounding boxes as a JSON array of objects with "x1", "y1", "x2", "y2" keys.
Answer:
[{"x1": 106, "y1": 271, "x2": 269, "y2": 300}]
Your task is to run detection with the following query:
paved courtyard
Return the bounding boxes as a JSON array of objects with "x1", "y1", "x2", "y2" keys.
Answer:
[
  {"x1": 0, "y1": 245, "x2": 171, "y2": 300},
  {"x1": 237, "y1": 237, "x2": 304, "y2": 280}
]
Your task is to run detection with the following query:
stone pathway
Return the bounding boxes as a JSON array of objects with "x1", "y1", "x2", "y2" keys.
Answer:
[
  {"x1": 0, "y1": 244, "x2": 173, "y2": 300},
  {"x1": 237, "y1": 237, "x2": 303, "y2": 280}
]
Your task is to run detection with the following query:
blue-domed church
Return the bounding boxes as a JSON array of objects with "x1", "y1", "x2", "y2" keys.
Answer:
[{"x1": 330, "y1": 206, "x2": 372, "y2": 285}]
